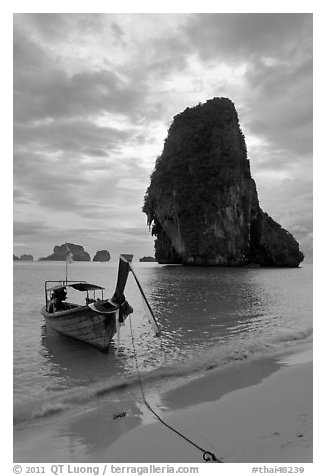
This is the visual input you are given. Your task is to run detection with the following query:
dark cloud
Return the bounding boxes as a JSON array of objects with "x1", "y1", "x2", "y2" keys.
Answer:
[
  {"x1": 110, "y1": 21, "x2": 125, "y2": 42},
  {"x1": 183, "y1": 13, "x2": 311, "y2": 62},
  {"x1": 14, "y1": 63, "x2": 147, "y2": 123},
  {"x1": 243, "y1": 58, "x2": 312, "y2": 158},
  {"x1": 254, "y1": 176, "x2": 312, "y2": 259},
  {"x1": 248, "y1": 146, "x2": 311, "y2": 179},
  {"x1": 14, "y1": 151, "x2": 91, "y2": 212},
  {"x1": 13, "y1": 15, "x2": 157, "y2": 255},
  {"x1": 14, "y1": 13, "x2": 106, "y2": 42},
  {"x1": 180, "y1": 13, "x2": 312, "y2": 163},
  {"x1": 142, "y1": 36, "x2": 190, "y2": 78},
  {"x1": 13, "y1": 24, "x2": 149, "y2": 124},
  {"x1": 13, "y1": 189, "x2": 31, "y2": 205},
  {"x1": 82, "y1": 149, "x2": 110, "y2": 158},
  {"x1": 15, "y1": 13, "x2": 72, "y2": 41},
  {"x1": 14, "y1": 141, "x2": 150, "y2": 225},
  {"x1": 15, "y1": 119, "x2": 131, "y2": 155},
  {"x1": 14, "y1": 220, "x2": 53, "y2": 237},
  {"x1": 13, "y1": 13, "x2": 313, "y2": 259}
]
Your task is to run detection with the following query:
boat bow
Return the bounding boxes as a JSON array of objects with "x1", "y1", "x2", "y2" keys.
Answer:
[{"x1": 111, "y1": 254, "x2": 134, "y2": 322}]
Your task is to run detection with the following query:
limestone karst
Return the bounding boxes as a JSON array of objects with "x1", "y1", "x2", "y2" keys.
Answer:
[{"x1": 143, "y1": 98, "x2": 304, "y2": 267}]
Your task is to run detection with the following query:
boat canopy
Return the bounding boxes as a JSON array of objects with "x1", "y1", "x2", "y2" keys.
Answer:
[
  {"x1": 47, "y1": 282, "x2": 105, "y2": 292},
  {"x1": 70, "y1": 282, "x2": 104, "y2": 291}
]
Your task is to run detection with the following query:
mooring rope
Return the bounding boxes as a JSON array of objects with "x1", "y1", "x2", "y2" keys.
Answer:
[{"x1": 128, "y1": 318, "x2": 223, "y2": 463}]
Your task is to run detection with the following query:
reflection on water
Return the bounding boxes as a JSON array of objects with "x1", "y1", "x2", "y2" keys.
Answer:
[
  {"x1": 14, "y1": 262, "x2": 312, "y2": 410},
  {"x1": 40, "y1": 324, "x2": 128, "y2": 388},
  {"x1": 132, "y1": 266, "x2": 295, "y2": 363},
  {"x1": 13, "y1": 262, "x2": 312, "y2": 463}
]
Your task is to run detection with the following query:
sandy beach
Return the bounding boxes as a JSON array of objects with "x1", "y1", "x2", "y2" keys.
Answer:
[
  {"x1": 98, "y1": 343, "x2": 312, "y2": 463},
  {"x1": 14, "y1": 340, "x2": 312, "y2": 463}
]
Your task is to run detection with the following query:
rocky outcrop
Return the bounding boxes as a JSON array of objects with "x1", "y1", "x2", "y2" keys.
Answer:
[
  {"x1": 20, "y1": 254, "x2": 33, "y2": 261},
  {"x1": 13, "y1": 254, "x2": 34, "y2": 261},
  {"x1": 143, "y1": 97, "x2": 304, "y2": 267},
  {"x1": 139, "y1": 256, "x2": 157, "y2": 262},
  {"x1": 93, "y1": 250, "x2": 111, "y2": 262},
  {"x1": 39, "y1": 243, "x2": 91, "y2": 261}
]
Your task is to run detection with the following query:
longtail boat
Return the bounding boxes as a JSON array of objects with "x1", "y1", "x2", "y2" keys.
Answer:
[{"x1": 41, "y1": 254, "x2": 136, "y2": 353}]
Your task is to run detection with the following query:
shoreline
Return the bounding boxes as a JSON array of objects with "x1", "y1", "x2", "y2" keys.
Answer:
[
  {"x1": 14, "y1": 340, "x2": 312, "y2": 463},
  {"x1": 96, "y1": 341, "x2": 313, "y2": 463}
]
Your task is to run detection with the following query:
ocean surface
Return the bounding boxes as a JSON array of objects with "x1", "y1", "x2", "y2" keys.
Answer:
[{"x1": 13, "y1": 260, "x2": 313, "y2": 426}]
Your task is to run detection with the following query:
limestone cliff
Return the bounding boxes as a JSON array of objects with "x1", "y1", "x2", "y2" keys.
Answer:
[
  {"x1": 143, "y1": 98, "x2": 304, "y2": 267},
  {"x1": 13, "y1": 254, "x2": 34, "y2": 261},
  {"x1": 20, "y1": 254, "x2": 33, "y2": 261},
  {"x1": 139, "y1": 256, "x2": 157, "y2": 262},
  {"x1": 93, "y1": 250, "x2": 111, "y2": 262},
  {"x1": 39, "y1": 243, "x2": 91, "y2": 261}
]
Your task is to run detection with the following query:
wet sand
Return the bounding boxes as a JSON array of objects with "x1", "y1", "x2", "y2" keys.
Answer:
[{"x1": 14, "y1": 341, "x2": 312, "y2": 463}]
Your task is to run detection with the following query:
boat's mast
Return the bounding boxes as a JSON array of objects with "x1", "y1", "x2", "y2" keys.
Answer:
[{"x1": 65, "y1": 243, "x2": 73, "y2": 284}]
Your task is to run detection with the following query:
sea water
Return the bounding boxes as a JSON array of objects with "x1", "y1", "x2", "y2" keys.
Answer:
[{"x1": 13, "y1": 260, "x2": 312, "y2": 425}]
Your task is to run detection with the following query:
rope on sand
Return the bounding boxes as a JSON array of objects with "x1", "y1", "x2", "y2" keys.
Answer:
[{"x1": 129, "y1": 318, "x2": 223, "y2": 463}]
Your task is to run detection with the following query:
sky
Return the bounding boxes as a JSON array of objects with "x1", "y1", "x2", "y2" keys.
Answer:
[{"x1": 13, "y1": 12, "x2": 313, "y2": 261}]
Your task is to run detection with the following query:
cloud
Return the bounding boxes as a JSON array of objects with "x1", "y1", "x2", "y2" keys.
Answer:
[
  {"x1": 14, "y1": 147, "x2": 150, "y2": 217},
  {"x1": 243, "y1": 58, "x2": 312, "y2": 157},
  {"x1": 82, "y1": 149, "x2": 109, "y2": 158},
  {"x1": 179, "y1": 14, "x2": 313, "y2": 164},
  {"x1": 14, "y1": 19, "x2": 151, "y2": 125},
  {"x1": 15, "y1": 13, "x2": 76, "y2": 41},
  {"x1": 254, "y1": 176, "x2": 312, "y2": 259},
  {"x1": 15, "y1": 119, "x2": 132, "y2": 156},
  {"x1": 182, "y1": 13, "x2": 311, "y2": 62},
  {"x1": 14, "y1": 220, "x2": 53, "y2": 237},
  {"x1": 13, "y1": 13, "x2": 313, "y2": 259},
  {"x1": 14, "y1": 58, "x2": 147, "y2": 124}
]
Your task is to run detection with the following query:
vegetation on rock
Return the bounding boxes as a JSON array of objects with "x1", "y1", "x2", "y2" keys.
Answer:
[
  {"x1": 143, "y1": 97, "x2": 304, "y2": 267},
  {"x1": 139, "y1": 256, "x2": 157, "y2": 262},
  {"x1": 13, "y1": 254, "x2": 33, "y2": 261},
  {"x1": 20, "y1": 254, "x2": 34, "y2": 261},
  {"x1": 93, "y1": 250, "x2": 111, "y2": 262},
  {"x1": 39, "y1": 243, "x2": 91, "y2": 261}
]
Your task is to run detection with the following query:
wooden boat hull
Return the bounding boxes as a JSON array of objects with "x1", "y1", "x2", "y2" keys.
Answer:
[{"x1": 41, "y1": 305, "x2": 118, "y2": 353}]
